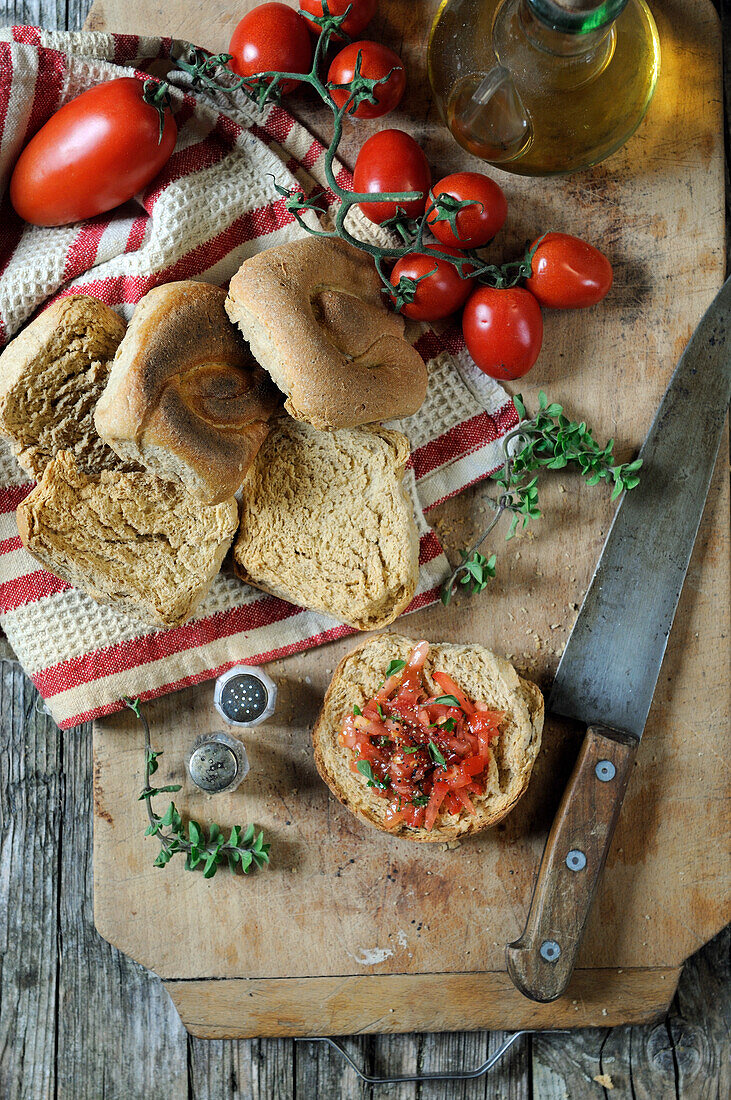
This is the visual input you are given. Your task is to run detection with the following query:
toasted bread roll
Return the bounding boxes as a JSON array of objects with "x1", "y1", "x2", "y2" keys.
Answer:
[
  {"x1": 17, "y1": 451, "x2": 238, "y2": 627},
  {"x1": 95, "y1": 281, "x2": 280, "y2": 504},
  {"x1": 233, "y1": 415, "x2": 419, "y2": 630},
  {"x1": 225, "y1": 237, "x2": 428, "y2": 429},
  {"x1": 313, "y1": 634, "x2": 544, "y2": 841},
  {"x1": 0, "y1": 295, "x2": 127, "y2": 476}
]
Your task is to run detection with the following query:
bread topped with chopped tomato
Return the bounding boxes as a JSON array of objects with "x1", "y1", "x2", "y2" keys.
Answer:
[{"x1": 312, "y1": 634, "x2": 544, "y2": 842}]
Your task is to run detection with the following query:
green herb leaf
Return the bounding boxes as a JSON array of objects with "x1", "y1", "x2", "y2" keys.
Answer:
[
  {"x1": 434, "y1": 694, "x2": 461, "y2": 708},
  {"x1": 385, "y1": 658, "x2": 407, "y2": 678},
  {"x1": 403, "y1": 745, "x2": 423, "y2": 754},
  {"x1": 356, "y1": 759, "x2": 389, "y2": 789},
  {"x1": 411, "y1": 794, "x2": 429, "y2": 807},
  {"x1": 428, "y1": 741, "x2": 447, "y2": 768},
  {"x1": 353, "y1": 704, "x2": 362, "y2": 716},
  {"x1": 376, "y1": 703, "x2": 387, "y2": 720}
]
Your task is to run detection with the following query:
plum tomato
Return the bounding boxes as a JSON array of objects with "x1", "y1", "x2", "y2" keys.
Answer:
[
  {"x1": 9, "y1": 77, "x2": 177, "y2": 227},
  {"x1": 328, "y1": 40, "x2": 405, "y2": 119},
  {"x1": 390, "y1": 246, "x2": 475, "y2": 322},
  {"x1": 353, "y1": 129, "x2": 431, "y2": 224},
  {"x1": 462, "y1": 286, "x2": 543, "y2": 379},
  {"x1": 301, "y1": 0, "x2": 378, "y2": 38},
  {"x1": 525, "y1": 232, "x2": 613, "y2": 309},
  {"x1": 427, "y1": 171, "x2": 508, "y2": 249},
  {"x1": 228, "y1": 3, "x2": 312, "y2": 95}
]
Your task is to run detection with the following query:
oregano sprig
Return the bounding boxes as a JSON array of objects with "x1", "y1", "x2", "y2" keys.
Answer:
[
  {"x1": 124, "y1": 697, "x2": 270, "y2": 878},
  {"x1": 441, "y1": 393, "x2": 642, "y2": 604}
]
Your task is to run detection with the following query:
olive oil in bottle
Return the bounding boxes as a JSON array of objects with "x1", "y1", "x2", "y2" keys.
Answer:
[{"x1": 427, "y1": 0, "x2": 660, "y2": 175}]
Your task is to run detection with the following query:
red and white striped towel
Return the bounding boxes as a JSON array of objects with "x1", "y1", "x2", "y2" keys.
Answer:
[{"x1": 0, "y1": 29, "x2": 517, "y2": 729}]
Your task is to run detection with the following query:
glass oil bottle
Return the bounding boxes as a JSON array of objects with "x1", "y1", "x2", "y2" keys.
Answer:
[{"x1": 427, "y1": 0, "x2": 661, "y2": 175}]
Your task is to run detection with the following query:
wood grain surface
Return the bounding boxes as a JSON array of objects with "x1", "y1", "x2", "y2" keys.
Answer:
[
  {"x1": 87, "y1": 0, "x2": 730, "y2": 1038},
  {"x1": 0, "y1": 0, "x2": 728, "y2": 1095}
]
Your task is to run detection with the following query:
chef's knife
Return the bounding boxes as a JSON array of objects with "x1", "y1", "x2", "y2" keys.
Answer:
[{"x1": 505, "y1": 276, "x2": 731, "y2": 1003}]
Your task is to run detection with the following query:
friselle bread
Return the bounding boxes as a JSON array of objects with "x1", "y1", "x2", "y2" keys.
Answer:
[
  {"x1": 225, "y1": 237, "x2": 428, "y2": 429},
  {"x1": 16, "y1": 451, "x2": 238, "y2": 627},
  {"x1": 232, "y1": 415, "x2": 420, "y2": 630},
  {"x1": 0, "y1": 295, "x2": 127, "y2": 476},
  {"x1": 312, "y1": 634, "x2": 544, "y2": 842},
  {"x1": 95, "y1": 281, "x2": 280, "y2": 504}
]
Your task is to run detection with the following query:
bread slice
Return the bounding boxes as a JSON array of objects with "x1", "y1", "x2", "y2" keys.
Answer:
[
  {"x1": 0, "y1": 295, "x2": 127, "y2": 476},
  {"x1": 94, "y1": 281, "x2": 279, "y2": 504},
  {"x1": 312, "y1": 634, "x2": 544, "y2": 841},
  {"x1": 225, "y1": 237, "x2": 428, "y2": 429},
  {"x1": 16, "y1": 451, "x2": 238, "y2": 627},
  {"x1": 233, "y1": 416, "x2": 419, "y2": 631}
]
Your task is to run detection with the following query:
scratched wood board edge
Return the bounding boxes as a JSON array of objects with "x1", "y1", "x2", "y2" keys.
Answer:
[
  {"x1": 162, "y1": 966, "x2": 684, "y2": 1038},
  {"x1": 87, "y1": 0, "x2": 729, "y2": 1035}
]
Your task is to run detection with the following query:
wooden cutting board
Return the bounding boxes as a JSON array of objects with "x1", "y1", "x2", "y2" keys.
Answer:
[{"x1": 88, "y1": 0, "x2": 729, "y2": 1038}]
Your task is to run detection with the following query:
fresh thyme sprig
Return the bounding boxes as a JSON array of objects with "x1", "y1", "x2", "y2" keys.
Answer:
[
  {"x1": 171, "y1": 3, "x2": 544, "y2": 301},
  {"x1": 124, "y1": 697, "x2": 270, "y2": 878},
  {"x1": 441, "y1": 392, "x2": 642, "y2": 604}
]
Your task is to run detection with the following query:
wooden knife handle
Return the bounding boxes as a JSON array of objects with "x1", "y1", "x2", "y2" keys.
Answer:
[{"x1": 505, "y1": 724, "x2": 638, "y2": 1003}]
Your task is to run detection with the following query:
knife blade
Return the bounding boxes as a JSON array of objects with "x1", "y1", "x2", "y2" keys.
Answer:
[{"x1": 506, "y1": 276, "x2": 731, "y2": 1003}]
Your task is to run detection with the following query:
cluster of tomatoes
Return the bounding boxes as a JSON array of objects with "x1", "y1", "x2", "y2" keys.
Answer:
[
  {"x1": 229, "y1": 2, "x2": 613, "y2": 382},
  {"x1": 229, "y1": 2, "x2": 404, "y2": 117}
]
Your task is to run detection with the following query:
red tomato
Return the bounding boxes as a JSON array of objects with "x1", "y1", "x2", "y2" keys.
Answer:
[
  {"x1": 9, "y1": 77, "x2": 177, "y2": 227},
  {"x1": 390, "y1": 246, "x2": 474, "y2": 322},
  {"x1": 353, "y1": 129, "x2": 430, "y2": 224},
  {"x1": 462, "y1": 286, "x2": 543, "y2": 379},
  {"x1": 328, "y1": 41, "x2": 405, "y2": 119},
  {"x1": 228, "y1": 3, "x2": 312, "y2": 95},
  {"x1": 525, "y1": 232, "x2": 613, "y2": 309},
  {"x1": 301, "y1": 0, "x2": 377, "y2": 37},
  {"x1": 427, "y1": 171, "x2": 508, "y2": 249}
]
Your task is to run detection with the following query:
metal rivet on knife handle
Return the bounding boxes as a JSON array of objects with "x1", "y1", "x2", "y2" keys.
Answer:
[
  {"x1": 595, "y1": 760, "x2": 616, "y2": 782},
  {"x1": 566, "y1": 849, "x2": 587, "y2": 871},
  {"x1": 540, "y1": 940, "x2": 561, "y2": 962}
]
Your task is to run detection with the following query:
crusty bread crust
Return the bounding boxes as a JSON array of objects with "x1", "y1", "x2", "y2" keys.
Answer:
[
  {"x1": 0, "y1": 295, "x2": 127, "y2": 476},
  {"x1": 233, "y1": 416, "x2": 419, "y2": 631},
  {"x1": 95, "y1": 281, "x2": 279, "y2": 504},
  {"x1": 17, "y1": 451, "x2": 238, "y2": 627},
  {"x1": 225, "y1": 237, "x2": 428, "y2": 429},
  {"x1": 312, "y1": 634, "x2": 544, "y2": 842}
]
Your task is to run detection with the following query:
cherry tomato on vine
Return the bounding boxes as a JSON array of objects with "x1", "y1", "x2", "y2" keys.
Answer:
[
  {"x1": 228, "y1": 3, "x2": 312, "y2": 95},
  {"x1": 301, "y1": 0, "x2": 378, "y2": 38},
  {"x1": 462, "y1": 286, "x2": 543, "y2": 380},
  {"x1": 328, "y1": 41, "x2": 406, "y2": 119},
  {"x1": 10, "y1": 77, "x2": 177, "y2": 227},
  {"x1": 390, "y1": 246, "x2": 475, "y2": 322},
  {"x1": 525, "y1": 232, "x2": 613, "y2": 309},
  {"x1": 353, "y1": 130, "x2": 431, "y2": 224},
  {"x1": 427, "y1": 171, "x2": 508, "y2": 249}
]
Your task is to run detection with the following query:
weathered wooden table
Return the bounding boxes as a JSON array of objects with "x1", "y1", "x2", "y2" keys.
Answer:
[{"x1": 0, "y1": 1, "x2": 728, "y2": 1097}]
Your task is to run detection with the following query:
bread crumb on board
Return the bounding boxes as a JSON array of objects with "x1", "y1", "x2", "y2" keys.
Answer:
[{"x1": 593, "y1": 1073, "x2": 614, "y2": 1089}]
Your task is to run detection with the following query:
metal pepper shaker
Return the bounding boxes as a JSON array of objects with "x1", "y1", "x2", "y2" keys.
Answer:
[{"x1": 214, "y1": 665, "x2": 277, "y2": 727}]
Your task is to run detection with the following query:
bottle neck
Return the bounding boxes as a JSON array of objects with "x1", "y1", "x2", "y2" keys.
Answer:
[
  {"x1": 527, "y1": 0, "x2": 628, "y2": 33},
  {"x1": 520, "y1": 0, "x2": 622, "y2": 57}
]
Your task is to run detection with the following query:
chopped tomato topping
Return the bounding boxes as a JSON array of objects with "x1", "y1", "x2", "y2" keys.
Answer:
[{"x1": 339, "y1": 642, "x2": 504, "y2": 832}]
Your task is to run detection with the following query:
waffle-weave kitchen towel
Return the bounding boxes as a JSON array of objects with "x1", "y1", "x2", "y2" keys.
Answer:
[{"x1": 0, "y1": 28, "x2": 518, "y2": 728}]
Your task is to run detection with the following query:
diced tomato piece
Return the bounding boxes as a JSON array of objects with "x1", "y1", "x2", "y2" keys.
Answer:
[
  {"x1": 406, "y1": 640, "x2": 430, "y2": 671},
  {"x1": 383, "y1": 804, "x2": 407, "y2": 829},
  {"x1": 433, "y1": 672, "x2": 476, "y2": 715},
  {"x1": 454, "y1": 788, "x2": 477, "y2": 814},
  {"x1": 445, "y1": 791, "x2": 463, "y2": 815},
  {"x1": 424, "y1": 780, "x2": 449, "y2": 830}
]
